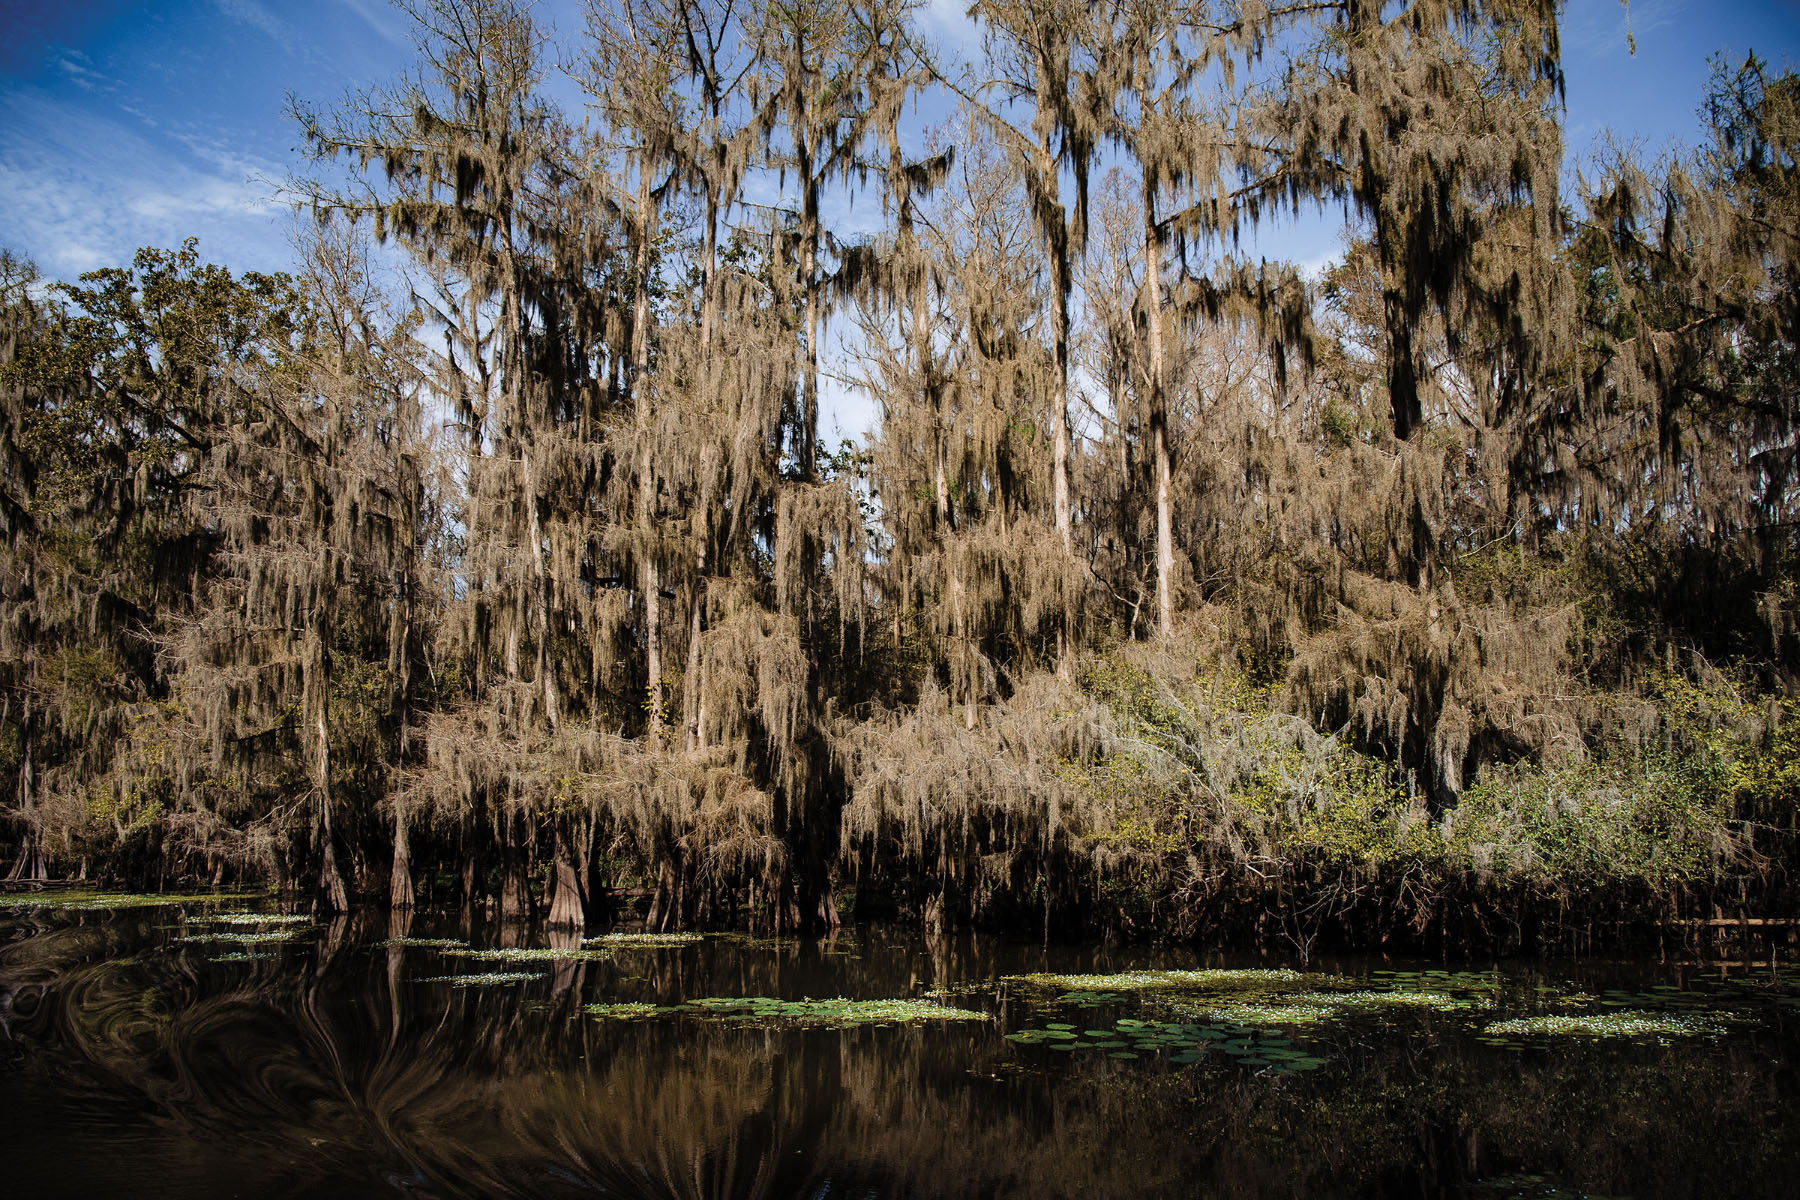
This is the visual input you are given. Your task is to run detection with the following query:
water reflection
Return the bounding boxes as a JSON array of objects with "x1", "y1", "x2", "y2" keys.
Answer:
[{"x1": 1, "y1": 908, "x2": 1797, "y2": 1199}]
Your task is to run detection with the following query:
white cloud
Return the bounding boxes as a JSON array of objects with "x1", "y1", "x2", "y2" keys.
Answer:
[{"x1": 0, "y1": 82, "x2": 293, "y2": 280}]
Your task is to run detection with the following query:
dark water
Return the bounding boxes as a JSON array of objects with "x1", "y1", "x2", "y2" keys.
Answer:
[{"x1": 2, "y1": 898, "x2": 1797, "y2": 1199}]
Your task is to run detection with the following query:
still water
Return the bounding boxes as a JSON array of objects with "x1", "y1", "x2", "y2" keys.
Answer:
[{"x1": 1, "y1": 895, "x2": 1796, "y2": 1198}]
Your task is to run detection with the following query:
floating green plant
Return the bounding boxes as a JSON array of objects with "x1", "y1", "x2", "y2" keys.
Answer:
[
  {"x1": 1007, "y1": 968, "x2": 1305, "y2": 992},
  {"x1": 188, "y1": 912, "x2": 313, "y2": 926},
  {"x1": 418, "y1": 971, "x2": 545, "y2": 986},
  {"x1": 583, "y1": 932, "x2": 705, "y2": 948},
  {"x1": 176, "y1": 929, "x2": 304, "y2": 945},
  {"x1": 1174, "y1": 1000, "x2": 1341, "y2": 1027},
  {"x1": 1482, "y1": 1011, "x2": 1720, "y2": 1038},
  {"x1": 379, "y1": 937, "x2": 466, "y2": 949},
  {"x1": 1326, "y1": 989, "x2": 1466, "y2": 1010},
  {"x1": 584, "y1": 1001, "x2": 675, "y2": 1019},
  {"x1": 0, "y1": 891, "x2": 254, "y2": 911},
  {"x1": 447, "y1": 947, "x2": 613, "y2": 963},
  {"x1": 678, "y1": 996, "x2": 988, "y2": 1026},
  {"x1": 208, "y1": 951, "x2": 279, "y2": 962},
  {"x1": 1005, "y1": 1017, "x2": 1326, "y2": 1072}
]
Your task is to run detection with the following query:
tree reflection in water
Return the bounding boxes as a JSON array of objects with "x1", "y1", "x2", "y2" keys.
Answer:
[{"x1": 2, "y1": 910, "x2": 1797, "y2": 1198}]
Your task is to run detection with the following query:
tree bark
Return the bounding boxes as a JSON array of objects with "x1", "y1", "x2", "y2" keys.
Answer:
[
  {"x1": 390, "y1": 805, "x2": 415, "y2": 911},
  {"x1": 546, "y1": 828, "x2": 585, "y2": 933}
]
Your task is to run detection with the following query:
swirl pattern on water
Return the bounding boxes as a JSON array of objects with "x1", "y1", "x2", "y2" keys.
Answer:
[{"x1": 2, "y1": 905, "x2": 1798, "y2": 1198}]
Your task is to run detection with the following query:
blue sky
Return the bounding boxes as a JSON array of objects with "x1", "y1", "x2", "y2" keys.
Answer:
[
  {"x1": 3, "y1": 0, "x2": 1797, "y2": 282},
  {"x1": 3, "y1": 0, "x2": 1798, "y2": 435}
]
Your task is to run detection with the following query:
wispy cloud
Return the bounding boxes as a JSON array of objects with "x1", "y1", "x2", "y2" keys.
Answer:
[
  {"x1": 46, "y1": 46, "x2": 113, "y2": 94},
  {"x1": 0, "y1": 82, "x2": 290, "y2": 280},
  {"x1": 335, "y1": 0, "x2": 415, "y2": 51}
]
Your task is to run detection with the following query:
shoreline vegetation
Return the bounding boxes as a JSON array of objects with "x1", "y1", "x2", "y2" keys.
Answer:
[{"x1": 1, "y1": 1, "x2": 1795, "y2": 957}]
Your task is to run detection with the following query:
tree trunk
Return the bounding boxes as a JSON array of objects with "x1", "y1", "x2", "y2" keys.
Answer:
[
  {"x1": 390, "y1": 805, "x2": 415, "y2": 911},
  {"x1": 498, "y1": 813, "x2": 530, "y2": 924},
  {"x1": 546, "y1": 828, "x2": 585, "y2": 933},
  {"x1": 1144, "y1": 171, "x2": 1174, "y2": 639},
  {"x1": 634, "y1": 165, "x2": 665, "y2": 738},
  {"x1": 307, "y1": 606, "x2": 350, "y2": 915},
  {"x1": 6, "y1": 717, "x2": 43, "y2": 882},
  {"x1": 317, "y1": 806, "x2": 350, "y2": 915}
]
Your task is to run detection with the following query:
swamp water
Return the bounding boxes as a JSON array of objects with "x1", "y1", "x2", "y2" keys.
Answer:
[{"x1": 1, "y1": 895, "x2": 1797, "y2": 1198}]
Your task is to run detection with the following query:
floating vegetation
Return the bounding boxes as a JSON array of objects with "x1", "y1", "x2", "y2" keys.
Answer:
[
  {"x1": 0, "y1": 891, "x2": 253, "y2": 912},
  {"x1": 1053, "y1": 989, "x2": 1126, "y2": 1007},
  {"x1": 583, "y1": 932, "x2": 705, "y2": 948},
  {"x1": 1005, "y1": 1018, "x2": 1326, "y2": 1073},
  {"x1": 1007, "y1": 968, "x2": 1306, "y2": 992},
  {"x1": 678, "y1": 996, "x2": 988, "y2": 1026},
  {"x1": 1483, "y1": 1011, "x2": 1720, "y2": 1038},
  {"x1": 379, "y1": 937, "x2": 466, "y2": 949},
  {"x1": 176, "y1": 930, "x2": 304, "y2": 945},
  {"x1": 418, "y1": 971, "x2": 545, "y2": 986},
  {"x1": 1328, "y1": 989, "x2": 1466, "y2": 1010},
  {"x1": 447, "y1": 947, "x2": 613, "y2": 963},
  {"x1": 584, "y1": 1001, "x2": 675, "y2": 1020},
  {"x1": 208, "y1": 951, "x2": 279, "y2": 963},
  {"x1": 187, "y1": 912, "x2": 313, "y2": 926},
  {"x1": 1174, "y1": 1000, "x2": 1342, "y2": 1027}
]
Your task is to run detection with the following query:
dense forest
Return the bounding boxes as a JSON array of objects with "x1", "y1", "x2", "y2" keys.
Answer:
[{"x1": 1, "y1": 0, "x2": 1796, "y2": 953}]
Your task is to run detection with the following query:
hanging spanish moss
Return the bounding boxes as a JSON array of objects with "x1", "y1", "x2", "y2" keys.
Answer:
[{"x1": 1, "y1": 0, "x2": 1795, "y2": 954}]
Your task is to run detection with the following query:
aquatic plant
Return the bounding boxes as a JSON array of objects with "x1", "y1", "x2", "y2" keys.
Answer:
[
  {"x1": 1483, "y1": 1012, "x2": 1720, "y2": 1038},
  {"x1": 583, "y1": 933, "x2": 705, "y2": 948},
  {"x1": 207, "y1": 951, "x2": 279, "y2": 962},
  {"x1": 378, "y1": 937, "x2": 465, "y2": 949},
  {"x1": 1006, "y1": 1018, "x2": 1328, "y2": 1072},
  {"x1": 1319, "y1": 989, "x2": 1466, "y2": 1010},
  {"x1": 1174, "y1": 1000, "x2": 1342, "y2": 1027},
  {"x1": 678, "y1": 997, "x2": 988, "y2": 1026},
  {"x1": 1008, "y1": 968, "x2": 1305, "y2": 992},
  {"x1": 0, "y1": 891, "x2": 252, "y2": 911},
  {"x1": 417, "y1": 971, "x2": 545, "y2": 986},
  {"x1": 447, "y1": 947, "x2": 613, "y2": 963},
  {"x1": 584, "y1": 1002, "x2": 674, "y2": 1019},
  {"x1": 187, "y1": 912, "x2": 313, "y2": 926},
  {"x1": 176, "y1": 930, "x2": 305, "y2": 945}
]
